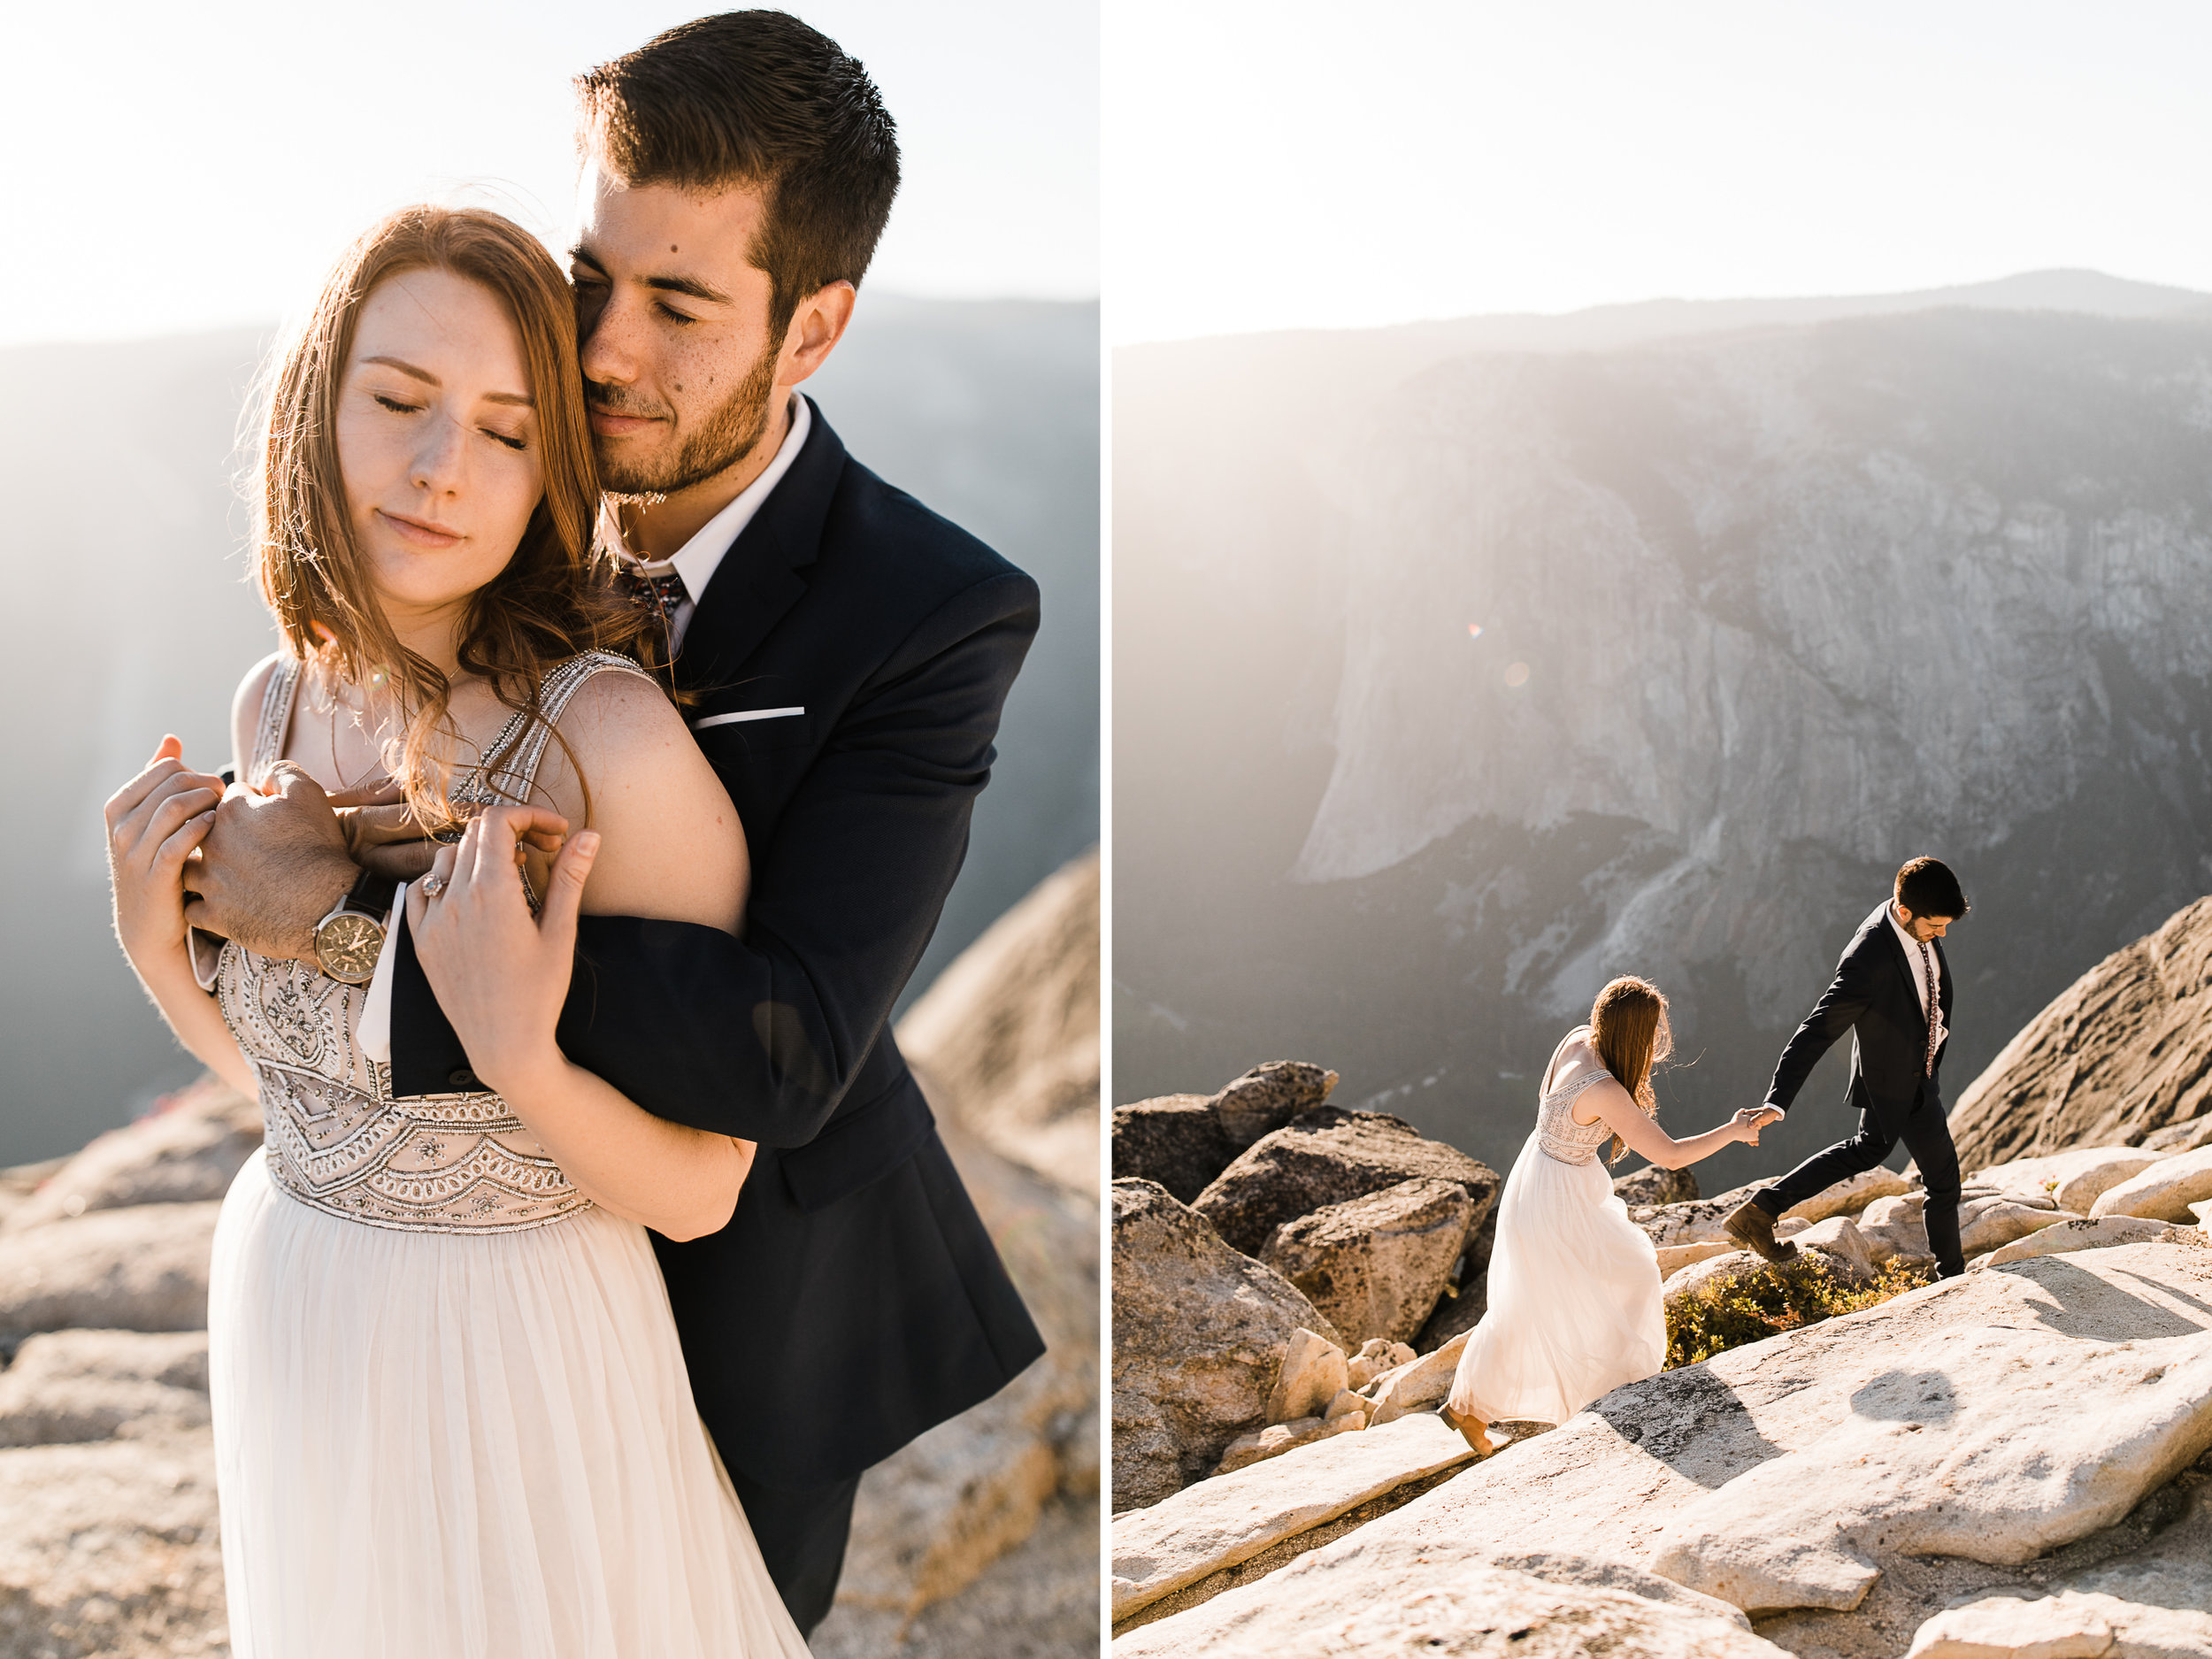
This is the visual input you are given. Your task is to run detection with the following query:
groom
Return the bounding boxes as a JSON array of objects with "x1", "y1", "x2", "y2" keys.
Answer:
[
  {"x1": 1724, "y1": 856, "x2": 1969, "y2": 1279},
  {"x1": 183, "y1": 12, "x2": 1046, "y2": 1633}
]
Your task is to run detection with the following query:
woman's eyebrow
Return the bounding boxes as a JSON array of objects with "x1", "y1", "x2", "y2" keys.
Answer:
[{"x1": 362, "y1": 355, "x2": 531, "y2": 408}]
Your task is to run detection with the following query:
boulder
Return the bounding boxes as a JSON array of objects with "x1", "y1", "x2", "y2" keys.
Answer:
[
  {"x1": 1212, "y1": 1063, "x2": 1340, "y2": 1150},
  {"x1": 0, "y1": 1432, "x2": 225, "y2": 1657},
  {"x1": 1964, "y1": 1145, "x2": 2165, "y2": 1215},
  {"x1": 1113, "y1": 1096, "x2": 1236, "y2": 1205},
  {"x1": 1907, "y1": 1590, "x2": 2212, "y2": 1659},
  {"x1": 895, "y1": 849, "x2": 1100, "y2": 1195},
  {"x1": 1260, "y1": 1178, "x2": 1474, "y2": 1347},
  {"x1": 1656, "y1": 1240, "x2": 1740, "y2": 1278},
  {"x1": 1264, "y1": 1328, "x2": 1348, "y2": 1425},
  {"x1": 2, "y1": 1077, "x2": 259, "y2": 1232},
  {"x1": 2140, "y1": 1114, "x2": 2212, "y2": 1154},
  {"x1": 1192, "y1": 1109, "x2": 1499, "y2": 1258},
  {"x1": 1214, "y1": 1413, "x2": 1362, "y2": 1476},
  {"x1": 1110, "y1": 1412, "x2": 1483, "y2": 1623},
  {"x1": 1661, "y1": 1249, "x2": 1767, "y2": 1316},
  {"x1": 835, "y1": 1120, "x2": 1098, "y2": 1623},
  {"x1": 0, "y1": 1202, "x2": 220, "y2": 1345},
  {"x1": 1792, "y1": 1215, "x2": 1878, "y2": 1281},
  {"x1": 1112, "y1": 1179, "x2": 1341, "y2": 1510},
  {"x1": 1950, "y1": 895, "x2": 2212, "y2": 1171},
  {"x1": 1958, "y1": 1196, "x2": 2070, "y2": 1257},
  {"x1": 1120, "y1": 1243, "x2": 2212, "y2": 1655},
  {"x1": 1111, "y1": 1064, "x2": 1341, "y2": 1205},
  {"x1": 0, "y1": 1331, "x2": 211, "y2": 1448},
  {"x1": 1345, "y1": 1339, "x2": 1417, "y2": 1391},
  {"x1": 1113, "y1": 1540, "x2": 1790, "y2": 1658},
  {"x1": 2092, "y1": 1146, "x2": 2212, "y2": 1224},
  {"x1": 1615, "y1": 1165, "x2": 1699, "y2": 1208},
  {"x1": 1366, "y1": 1329, "x2": 1471, "y2": 1426},
  {"x1": 1783, "y1": 1166, "x2": 1916, "y2": 1225},
  {"x1": 1644, "y1": 1317, "x2": 2212, "y2": 1612},
  {"x1": 1972, "y1": 1215, "x2": 2206, "y2": 1270}
]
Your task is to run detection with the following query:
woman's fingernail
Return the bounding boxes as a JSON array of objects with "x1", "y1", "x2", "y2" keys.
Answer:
[{"x1": 576, "y1": 832, "x2": 601, "y2": 856}]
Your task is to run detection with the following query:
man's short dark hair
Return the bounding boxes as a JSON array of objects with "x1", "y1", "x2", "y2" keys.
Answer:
[
  {"x1": 575, "y1": 11, "x2": 900, "y2": 334},
  {"x1": 1895, "y1": 856, "x2": 1967, "y2": 919}
]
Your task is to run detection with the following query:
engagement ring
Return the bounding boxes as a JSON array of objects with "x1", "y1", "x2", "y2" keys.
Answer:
[{"x1": 419, "y1": 873, "x2": 448, "y2": 898}]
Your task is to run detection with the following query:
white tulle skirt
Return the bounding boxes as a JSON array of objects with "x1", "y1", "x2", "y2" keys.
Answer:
[
  {"x1": 1446, "y1": 1130, "x2": 1667, "y2": 1426},
  {"x1": 207, "y1": 1148, "x2": 810, "y2": 1659}
]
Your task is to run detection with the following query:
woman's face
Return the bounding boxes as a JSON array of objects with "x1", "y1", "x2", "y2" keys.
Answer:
[{"x1": 336, "y1": 267, "x2": 543, "y2": 629}]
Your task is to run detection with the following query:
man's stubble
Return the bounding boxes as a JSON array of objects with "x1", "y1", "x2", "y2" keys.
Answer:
[{"x1": 595, "y1": 335, "x2": 781, "y2": 502}]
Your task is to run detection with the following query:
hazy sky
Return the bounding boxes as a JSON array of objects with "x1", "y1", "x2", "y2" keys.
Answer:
[
  {"x1": 4, "y1": 0, "x2": 1096, "y2": 348},
  {"x1": 1105, "y1": 0, "x2": 2212, "y2": 344}
]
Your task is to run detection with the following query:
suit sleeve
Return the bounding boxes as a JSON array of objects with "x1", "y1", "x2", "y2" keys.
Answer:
[
  {"x1": 1763, "y1": 941, "x2": 1879, "y2": 1116},
  {"x1": 392, "y1": 571, "x2": 1040, "y2": 1144}
]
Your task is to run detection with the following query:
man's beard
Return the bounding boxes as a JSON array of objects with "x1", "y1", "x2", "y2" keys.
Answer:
[{"x1": 594, "y1": 338, "x2": 780, "y2": 500}]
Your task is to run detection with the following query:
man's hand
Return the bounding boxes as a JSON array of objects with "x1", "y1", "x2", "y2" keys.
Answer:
[
  {"x1": 184, "y1": 763, "x2": 360, "y2": 962},
  {"x1": 335, "y1": 785, "x2": 565, "y2": 885}
]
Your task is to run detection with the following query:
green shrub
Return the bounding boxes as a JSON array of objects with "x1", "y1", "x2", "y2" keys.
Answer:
[{"x1": 1665, "y1": 1256, "x2": 1933, "y2": 1370}]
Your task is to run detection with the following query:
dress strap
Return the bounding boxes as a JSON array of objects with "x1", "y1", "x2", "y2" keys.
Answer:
[
  {"x1": 467, "y1": 651, "x2": 658, "y2": 808},
  {"x1": 248, "y1": 656, "x2": 305, "y2": 786}
]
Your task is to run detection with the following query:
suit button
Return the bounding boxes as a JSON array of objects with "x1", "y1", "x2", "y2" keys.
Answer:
[{"x1": 449, "y1": 1068, "x2": 481, "y2": 1091}]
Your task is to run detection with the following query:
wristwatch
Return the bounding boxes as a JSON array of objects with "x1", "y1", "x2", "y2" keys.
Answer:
[{"x1": 311, "y1": 870, "x2": 397, "y2": 987}]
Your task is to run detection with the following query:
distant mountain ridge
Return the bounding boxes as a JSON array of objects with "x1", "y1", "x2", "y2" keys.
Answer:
[{"x1": 1115, "y1": 273, "x2": 2212, "y2": 1193}]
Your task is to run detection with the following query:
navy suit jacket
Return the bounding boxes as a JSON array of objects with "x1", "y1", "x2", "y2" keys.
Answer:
[
  {"x1": 388, "y1": 399, "x2": 1047, "y2": 1487},
  {"x1": 1763, "y1": 901, "x2": 1955, "y2": 1133}
]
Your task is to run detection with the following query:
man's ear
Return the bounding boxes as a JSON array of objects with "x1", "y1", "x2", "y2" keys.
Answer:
[{"x1": 779, "y1": 280, "x2": 858, "y2": 387}]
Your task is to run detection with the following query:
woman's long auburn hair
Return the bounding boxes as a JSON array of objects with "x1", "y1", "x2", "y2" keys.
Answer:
[
  {"x1": 1589, "y1": 975, "x2": 1673, "y2": 1164},
  {"x1": 251, "y1": 204, "x2": 665, "y2": 829}
]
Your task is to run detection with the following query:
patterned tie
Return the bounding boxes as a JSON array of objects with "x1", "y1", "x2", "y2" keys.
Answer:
[
  {"x1": 614, "y1": 563, "x2": 688, "y2": 649},
  {"x1": 1918, "y1": 939, "x2": 1939, "y2": 1075}
]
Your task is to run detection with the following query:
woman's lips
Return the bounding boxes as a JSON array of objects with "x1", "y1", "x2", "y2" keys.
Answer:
[{"x1": 377, "y1": 509, "x2": 463, "y2": 548}]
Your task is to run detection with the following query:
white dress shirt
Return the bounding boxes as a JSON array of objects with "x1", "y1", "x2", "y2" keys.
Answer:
[
  {"x1": 600, "y1": 392, "x2": 811, "y2": 655},
  {"x1": 1884, "y1": 900, "x2": 1947, "y2": 1048}
]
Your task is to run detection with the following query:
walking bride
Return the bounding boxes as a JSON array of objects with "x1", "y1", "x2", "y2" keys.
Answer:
[
  {"x1": 1443, "y1": 976, "x2": 1777, "y2": 1455},
  {"x1": 103, "y1": 205, "x2": 810, "y2": 1657}
]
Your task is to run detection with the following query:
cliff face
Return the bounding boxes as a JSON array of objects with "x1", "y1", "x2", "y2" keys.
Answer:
[
  {"x1": 1950, "y1": 894, "x2": 2212, "y2": 1170},
  {"x1": 1117, "y1": 302, "x2": 2212, "y2": 1188}
]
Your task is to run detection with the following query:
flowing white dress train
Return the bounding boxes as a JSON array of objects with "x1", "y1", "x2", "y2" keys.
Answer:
[
  {"x1": 1446, "y1": 1036, "x2": 1667, "y2": 1426},
  {"x1": 205, "y1": 653, "x2": 810, "y2": 1659}
]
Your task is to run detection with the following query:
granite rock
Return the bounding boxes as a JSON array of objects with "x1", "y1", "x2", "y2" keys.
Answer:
[{"x1": 1261, "y1": 1178, "x2": 1473, "y2": 1347}]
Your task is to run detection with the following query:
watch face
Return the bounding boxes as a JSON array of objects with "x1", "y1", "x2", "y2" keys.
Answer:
[{"x1": 316, "y1": 912, "x2": 385, "y2": 986}]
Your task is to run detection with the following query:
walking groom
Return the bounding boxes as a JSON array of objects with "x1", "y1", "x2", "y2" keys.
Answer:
[
  {"x1": 1725, "y1": 856, "x2": 1970, "y2": 1279},
  {"x1": 179, "y1": 12, "x2": 1045, "y2": 1633}
]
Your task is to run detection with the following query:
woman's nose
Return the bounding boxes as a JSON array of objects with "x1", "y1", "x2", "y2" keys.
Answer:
[{"x1": 411, "y1": 413, "x2": 468, "y2": 493}]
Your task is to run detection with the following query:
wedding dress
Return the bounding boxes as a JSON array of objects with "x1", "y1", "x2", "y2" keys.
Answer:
[
  {"x1": 205, "y1": 653, "x2": 810, "y2": 1659},
  {"x1": 1445, "y1": 1032, "x2": 1667, "y2": 1426}
]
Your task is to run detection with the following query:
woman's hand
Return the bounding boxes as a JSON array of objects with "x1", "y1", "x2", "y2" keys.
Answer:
[
  {"x1": 406, "y1": 804, "x2": 598, "y2": 1094},
  {"x1": 1732, "y1": 1107, "x2": 1780, "y2": 1146},
  {"x1": 104, "y1": 736, "x2": 225, "y2": 970}
]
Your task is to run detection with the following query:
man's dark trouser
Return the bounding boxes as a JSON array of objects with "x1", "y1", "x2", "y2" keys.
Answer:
[
  {"x1": 725, "y1": 1464, "x2": 863, "y2": 1635},
  {"x1": 1752, "y1": 1099, "x2": 1965, "y2": 1277}
]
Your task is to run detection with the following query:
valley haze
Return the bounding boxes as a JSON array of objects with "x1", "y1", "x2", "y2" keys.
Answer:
[{"x1": 1115, "y1": 270, "x2": 2212, "y2": 1194}]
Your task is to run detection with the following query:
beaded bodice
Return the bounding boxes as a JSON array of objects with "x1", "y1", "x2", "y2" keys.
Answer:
[
  {"x1": 216, "y1": 651, "x2": 648, "y2": 1234},
  {"x1": 1535, "y1": 1067, "x2": 1617, "y2": 1166}
]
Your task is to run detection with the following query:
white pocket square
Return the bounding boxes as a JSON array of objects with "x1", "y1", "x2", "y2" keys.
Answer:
[{"x1": 691, "y1": 706, "x2": 805, "y2": 731}]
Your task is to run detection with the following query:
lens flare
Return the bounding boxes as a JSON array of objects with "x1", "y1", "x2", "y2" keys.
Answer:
[{"x1": 1467, "y1": 623, "x2": 1483, "y2": 639}]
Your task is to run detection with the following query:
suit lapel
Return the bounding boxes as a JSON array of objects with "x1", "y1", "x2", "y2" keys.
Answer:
[
  {"x1": 676, "y1": 396, "x2": 847, "y2": 699},
  {"x1": 1875, "y1": 903, "x2": 1930, "y2": 1029}
]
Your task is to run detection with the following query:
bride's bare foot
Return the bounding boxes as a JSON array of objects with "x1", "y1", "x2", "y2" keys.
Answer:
[{"x1": 1441, "y1": 1403, "x2": 1496, "y2": 1456}]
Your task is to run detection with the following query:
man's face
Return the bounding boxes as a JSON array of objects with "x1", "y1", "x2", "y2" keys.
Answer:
[
  {"x1": 570, "y1": 160, "x2": 785, "y2": 498},
  {"x1": 1898, "y1": 908, "x2": 1955, "y2": 942}
]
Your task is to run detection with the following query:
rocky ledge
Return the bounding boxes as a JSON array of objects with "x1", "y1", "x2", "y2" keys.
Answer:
[{"x1": 1, "y1": 850, "x2": 1100, "y2": 1659}]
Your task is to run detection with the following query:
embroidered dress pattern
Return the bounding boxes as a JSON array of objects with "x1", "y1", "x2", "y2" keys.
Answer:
[
  {"x1": 217, "y1": 651, "x2": 652, "y2": 1234},
  {"x1": 1536, "y1": 1068, "x2": 1617, "y2": 1165}
]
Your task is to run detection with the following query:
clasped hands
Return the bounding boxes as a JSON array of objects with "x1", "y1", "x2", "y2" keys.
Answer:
[{"x1": 1732, "y1": 1106, "x2": 1785, "y2": 1145}]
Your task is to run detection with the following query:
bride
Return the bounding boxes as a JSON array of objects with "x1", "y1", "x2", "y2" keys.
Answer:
[
  {"x1": 103, "y1": 205, "x2": 810, "y2": 1657},
  {"x1": 1442, "y1": 976, "x2": 1776, "y2": 1456}
]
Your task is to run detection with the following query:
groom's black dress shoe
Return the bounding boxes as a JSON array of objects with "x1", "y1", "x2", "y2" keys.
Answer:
[{"x1": 1724, "y1": 1201, "x2": 1800, "y2": 1264}]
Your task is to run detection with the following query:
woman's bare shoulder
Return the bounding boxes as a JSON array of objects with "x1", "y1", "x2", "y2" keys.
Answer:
[{"x1": 228, "y1": 651, "x2": 287, "y2": 776}]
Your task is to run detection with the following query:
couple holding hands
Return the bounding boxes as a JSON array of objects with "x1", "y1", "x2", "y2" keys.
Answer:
[
  {"x1": 1443, "y1": 857, "x2": 1970, "y2": 1455},
  {"x1": 103, "y1": 12, "x2": 1043, "y2": 1656}
]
